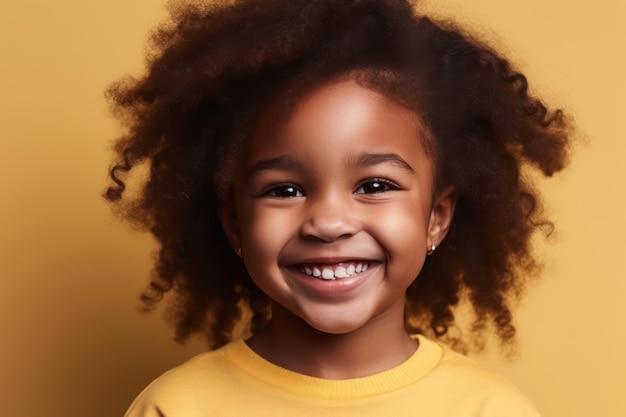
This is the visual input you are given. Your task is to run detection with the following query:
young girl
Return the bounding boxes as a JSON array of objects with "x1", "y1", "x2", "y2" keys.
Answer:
[{"x1": 105, "y1": 0, "x2": 571, "y2": 415}]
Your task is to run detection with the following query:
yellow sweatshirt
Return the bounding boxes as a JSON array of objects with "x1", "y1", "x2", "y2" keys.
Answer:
[{"x1": 125, "y1": 335, "x2": 540, "y2": 416}]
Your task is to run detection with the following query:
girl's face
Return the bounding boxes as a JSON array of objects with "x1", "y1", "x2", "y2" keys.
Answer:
[{"x1": 224, "y1": 78, "x2": 455, "y2": 335}]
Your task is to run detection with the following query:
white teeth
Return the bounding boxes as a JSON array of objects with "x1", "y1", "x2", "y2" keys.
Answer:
[
  {"x1": 321, "y1": 268, "x2": 334, "y2": 280},
  {"x1": 299, "y1": 262, "x2": 370, "y2": 279},
  {"x1": 334, "y1": 266, "x2": 347, "y2": 278}
]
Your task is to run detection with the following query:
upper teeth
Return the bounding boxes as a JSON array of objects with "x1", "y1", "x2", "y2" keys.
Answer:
[{"x1": 299, "y1": 262, "x2": 369, "y2": 280}]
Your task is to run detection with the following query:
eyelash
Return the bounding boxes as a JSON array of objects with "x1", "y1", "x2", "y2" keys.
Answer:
[
  {"x1": 262, "y1": 183, "x2": 304, "y2": 198},
  {"x1": 354, "y1": 178, "x2": 401, "y2": 194},
  {"x1": 261, "y1": 178, "x2": 400, "y2": 198}
]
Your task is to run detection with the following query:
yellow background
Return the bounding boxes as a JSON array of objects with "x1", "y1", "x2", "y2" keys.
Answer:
[{"x1": 0, "y1": 1, "x2": 624, "y2": 416}]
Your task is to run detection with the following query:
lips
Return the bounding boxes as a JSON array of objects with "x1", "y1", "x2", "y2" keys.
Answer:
[{"x1": 297, "y1": 262, "x2": 370, "y2": 280}]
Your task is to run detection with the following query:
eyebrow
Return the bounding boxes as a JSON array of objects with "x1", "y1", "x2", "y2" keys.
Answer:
[
  {"x1": 353, "y1": 152, "x2": 415, "y2": 174},
  {"x1": 245, "y1": 152, "x2": 415, "y2": 179},
  {"x1": 246, "y1": 156, "x2": 301, "y2": 180}
]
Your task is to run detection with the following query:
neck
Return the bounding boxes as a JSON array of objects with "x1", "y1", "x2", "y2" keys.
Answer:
[{"x1": 246, "y1": 302, "x2": 418, "y2": 379}]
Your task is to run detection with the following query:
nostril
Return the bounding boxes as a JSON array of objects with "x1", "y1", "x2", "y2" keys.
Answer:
[{"x1": 300, "y1": 218, "x2": 357, "y2": 242}]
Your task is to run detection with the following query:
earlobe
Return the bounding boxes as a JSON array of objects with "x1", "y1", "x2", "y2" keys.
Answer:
[
  {"x1": 219, "y1": 199, "x2": 242, "y2": 256},
  {"x1": 427, "y1": 185, "x2": 457, "y2": 249}
]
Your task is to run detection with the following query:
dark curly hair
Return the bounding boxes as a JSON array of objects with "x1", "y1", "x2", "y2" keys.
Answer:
[{"x1": 104, "y1": 0, "x2": 571, "y2": 352}]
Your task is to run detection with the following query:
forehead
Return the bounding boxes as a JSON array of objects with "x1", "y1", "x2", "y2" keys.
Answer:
[{"x1": 244, "y1": 79, "x2": 429, "y2": 167}]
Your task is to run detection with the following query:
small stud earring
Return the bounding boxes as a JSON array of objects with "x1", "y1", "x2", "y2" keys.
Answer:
[
  {"x1": 427, "y1": 243, "x2": 436, "y2": 255},
  {"x1": 237, "y1": 247, "x2": 243, "y2": 258}
]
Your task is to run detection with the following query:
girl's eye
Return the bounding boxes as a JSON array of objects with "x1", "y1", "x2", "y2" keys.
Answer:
[
  {"x1": 263, "y1": 183, "x2": 304, "y2": 198},
  {"x1": 354, "y1": 178, "x2": 400, "y2": 194}
]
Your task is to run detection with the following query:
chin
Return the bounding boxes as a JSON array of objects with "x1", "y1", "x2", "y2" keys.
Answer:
[{"x1": 301, "y1": 312, "x2": 370, "y2": 335}]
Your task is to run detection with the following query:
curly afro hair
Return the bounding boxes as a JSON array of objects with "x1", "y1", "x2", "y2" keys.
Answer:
[{"x1": 104, "y1": 0, "x2": 572, "y2": 352}]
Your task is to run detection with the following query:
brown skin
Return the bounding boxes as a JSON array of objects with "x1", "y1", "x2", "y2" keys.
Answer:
[
  {"x1": 248, "y1": 303, "x2": 417, "y2": 379},
  {"x1": 222, "y1": 79, "x2": 456, "y2": 378},
  {"x1": 106, "y1": 0, "x2": 572, "y2": 351}
]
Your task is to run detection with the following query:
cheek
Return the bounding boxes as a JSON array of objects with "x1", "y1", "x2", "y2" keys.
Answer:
[
  {"x1": 240, "y1": 205, "x2": 295, "y2": 264},
  {"x1": 368, "y1": 199, "x2": 429, "y2": 277},
  {"x1": 373, "y1": 196, "x2": 429, "y2": 240}
]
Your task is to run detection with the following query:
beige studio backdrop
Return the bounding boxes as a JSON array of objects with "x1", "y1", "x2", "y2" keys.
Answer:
[{"x1": 0, "y1": 0, "x2": 624, "y2": 416}]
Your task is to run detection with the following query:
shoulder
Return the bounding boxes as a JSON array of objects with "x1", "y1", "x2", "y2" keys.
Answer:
[
  {"x1": 417, "y1": 336, "x2": 542, "y2": 416},
  {"x1": 123, "y1": 343, "x2": 238, "y2": 417}
]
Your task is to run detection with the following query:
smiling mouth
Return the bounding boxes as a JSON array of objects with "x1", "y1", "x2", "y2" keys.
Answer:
[{"x1": 297, "y1": 262, "x2": 371, "y2": 280}]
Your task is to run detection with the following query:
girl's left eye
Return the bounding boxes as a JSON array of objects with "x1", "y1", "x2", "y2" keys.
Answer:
[
  {"x1": 263, "y1": 183, "x2": 304, "y2": 198},
  {"x1": 354, "y1": 178, "x2": 400, "y2": 194}
]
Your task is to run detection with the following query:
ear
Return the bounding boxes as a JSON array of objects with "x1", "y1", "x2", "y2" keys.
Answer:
[
  {"x1": 427, "y1": 185, "x2": 457, "y2": 249},
  {"x1": 219, "y1": 198, "x2": 242, "y2": 256}
]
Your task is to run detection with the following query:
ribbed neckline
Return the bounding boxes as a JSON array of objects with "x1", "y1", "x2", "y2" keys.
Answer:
[{"x1": 221, "y1": 335, "x2": 442, "y2": 400}]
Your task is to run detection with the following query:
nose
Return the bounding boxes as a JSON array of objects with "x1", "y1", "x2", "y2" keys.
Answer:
[{"x1": 300, "y1": 194, "x2": 358, "y2": 242}]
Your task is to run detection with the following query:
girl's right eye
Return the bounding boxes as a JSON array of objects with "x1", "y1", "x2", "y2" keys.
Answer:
[{"x1": 262, "y1": 183, "x2": 304, "y2": 198}]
